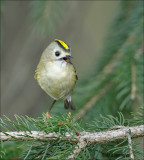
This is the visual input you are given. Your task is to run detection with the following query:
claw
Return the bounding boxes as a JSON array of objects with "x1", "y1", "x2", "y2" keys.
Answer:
[
  {"x1": 45, "y1": 112, "x2": 53, "y2": 118},
  {"x1": 68, "y1": 112, "x2": 71, "y2": 119},
  {"x1": 68, "y1": 112, "x2": 71, "y2": 118}
]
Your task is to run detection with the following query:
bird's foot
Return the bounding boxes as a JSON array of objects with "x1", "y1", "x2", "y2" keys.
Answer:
[
  {"x1": 67, "y1": 112, "x2": 71, "y2": 119},
  {"x1": 68, "y1": 112, "x2": 71, "y2": 118},
  {"x1": 45, "y1": 112, "x2": 53, "y2": 118}
]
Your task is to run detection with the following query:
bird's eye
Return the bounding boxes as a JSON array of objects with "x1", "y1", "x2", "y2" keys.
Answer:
[{"x1": 55, "y1": 51, "x2": 60, "y2": 57}]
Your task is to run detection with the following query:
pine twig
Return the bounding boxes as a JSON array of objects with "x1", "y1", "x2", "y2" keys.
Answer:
[
  {"x1": 73, "y1": 82, "x2": 112, "y2": 122},
  {"x1": 68, "y1": 136, "x2": 87, "y2": 159},
  {"x1": 126, "y1": 129, "x2": 135, "y2": 160},
  {"x1": 72, "y1": 36, "x2": 129, "y2": 122},
  {"x1": 131, "y1": 62, "x2": 136, "y2": 100},
  {"x1": 73, "y1": 33, "x2": 144, "y2": 122},
  {"x1": 1, "y1": 125, "x2": 143, "y2": 142},
  {"x1": 0, "y1": 131, "x2": 77, "y2": 142},
  {"x1": 1, "y1": 125, "x2": 143, "y2": 159},
  {"x1": 68, "y1": 125, "x2": 144, "y2": 159},
  {"x1": 130, "y1": 44, "x2": 143, "y2": 101}
]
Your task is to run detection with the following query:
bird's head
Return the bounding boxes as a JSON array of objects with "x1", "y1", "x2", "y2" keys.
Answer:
[{"x1": 41, "y1": 39, "x2": 72, "y2": 63}]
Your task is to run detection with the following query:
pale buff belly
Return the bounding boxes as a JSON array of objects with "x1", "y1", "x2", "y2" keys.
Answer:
[{"x1": 37, "y1": 62, "x2": 76, "y2": 100}]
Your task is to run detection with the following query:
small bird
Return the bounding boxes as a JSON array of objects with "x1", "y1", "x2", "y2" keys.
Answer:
[{"x1": 35, "y1": 39, "x2": 78, "y2": 118}]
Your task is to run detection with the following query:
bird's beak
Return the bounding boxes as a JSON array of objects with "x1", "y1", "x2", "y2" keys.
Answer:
[{"x1": 62, "y1": 55, "x2": 72, "y2": 63}]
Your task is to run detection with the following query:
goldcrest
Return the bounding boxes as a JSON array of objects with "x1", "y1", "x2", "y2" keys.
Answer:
[{"x1": 35, "y1": 39, "x2": 78, "y2": 117}]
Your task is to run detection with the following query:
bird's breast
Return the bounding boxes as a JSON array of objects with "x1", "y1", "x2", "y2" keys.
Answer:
[
  {"x1": 36, "y1": 61, "x2": 76, "y2": 100},
  {"x1": 46, "y1": 61, "x2": 68, "y2": 80}
]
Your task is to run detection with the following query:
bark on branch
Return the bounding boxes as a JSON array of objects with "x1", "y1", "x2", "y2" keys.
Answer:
[
  {"x1": 1, "y1": 125, "x2": 143, "y2": 159},
  {"x1": 1, "y1": 125, "x2": 143, "y2": 143},
  {"x1": 126, "y1": 130, "x2": 135, "y2": 160}
]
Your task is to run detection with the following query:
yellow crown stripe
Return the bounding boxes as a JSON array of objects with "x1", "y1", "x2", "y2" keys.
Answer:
[{"x1": 55, "y1": 39, "x2": 69, "y2": 50}]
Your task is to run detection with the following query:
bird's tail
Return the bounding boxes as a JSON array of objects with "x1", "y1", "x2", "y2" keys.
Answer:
[{"x1": 64, "y1": 99, "x2": 76, "y2": 110}]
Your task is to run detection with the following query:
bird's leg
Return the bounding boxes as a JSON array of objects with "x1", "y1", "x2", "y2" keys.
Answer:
[
  {"x1": 69, "y1": 101, "x2": 71, "y2": 111},
  {"x1": 46, "y1": 100, "x2": 56, "y2": 118},
  {"x1": 68, "y1": 101, "x2": 71, "y2": 119}
]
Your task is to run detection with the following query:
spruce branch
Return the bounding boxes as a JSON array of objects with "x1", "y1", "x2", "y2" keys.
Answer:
[
  {"x1": 130, "y1": 58, "x2": 136, "y2": 100},
  {"x1": 73, "y1": 81, "x2": 112, "y2": 122},
  {"x1": 126, "y1": 130, "x2": 135, "y2": 160},
  {"x1": 29, "y1": 1, "x2": 66, "y2": 36},
  {"x1": 68, "y1": 136, "x2": 87, "y2": 159},
  {"x1": 73, "y1": 32, "x2": 143, "y2": 122},
  {"x1": 1, "y1": 111, "x2": 143, "y2": 159},
  {"x1": 1, "y1": 125, "x2": 143, "y2": 143},
  {"x1": 0, "y1": 131, "x2": 77, "y2": 142},
  {"x1": 101, "y1": 32, "x2": 137, "y2": 76},
  {"x1": 1, "y1": 125, "x2": 143, "y2": 159}
]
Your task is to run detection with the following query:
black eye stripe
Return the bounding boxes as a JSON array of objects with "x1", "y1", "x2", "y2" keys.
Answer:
[{"x1": 55, "y1": 51, "x2": 60, "y2": 56}]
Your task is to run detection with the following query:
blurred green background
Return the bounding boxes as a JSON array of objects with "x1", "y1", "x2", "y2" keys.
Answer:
[
  {"x1": 1, "y1": 1, "x2": 143, "y2": 159},
  {"x1": 1, "y1": 1, "x2": 118, "y2": 118}
]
